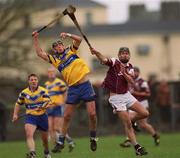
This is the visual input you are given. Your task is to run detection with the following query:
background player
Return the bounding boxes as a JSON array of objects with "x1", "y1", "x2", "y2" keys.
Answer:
[
  {"x1": 45, "y1": 67, "x2": 75, "y2": 152},
  {"x1": 120, "y1": 66, "x2": 160, "y2": 147},
  {"x1": 12, "y1": 74, "x2": 51, "y2": 158}
]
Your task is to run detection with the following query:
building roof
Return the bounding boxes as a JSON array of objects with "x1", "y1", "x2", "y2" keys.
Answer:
[
  {"x1": 31, "y1": 0, "x2": 106, "y2": 10},
  {"x1": 17, "y1": 20, "x2": 180, "y2": 39},
  {"x1": 43, "y1": 21, "x2": 180, "y2": 37},
  {"x1": 85, "y1": 21, "x2": 180, "y2": 35}
]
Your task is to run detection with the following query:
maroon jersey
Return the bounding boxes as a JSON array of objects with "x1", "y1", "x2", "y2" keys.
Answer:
[
  {"x1": 132, "y1": 77, "x2": 150, "y2": 101},
  {"x1": 102, "y1": 58, "x2": 134, "y2": 94}
]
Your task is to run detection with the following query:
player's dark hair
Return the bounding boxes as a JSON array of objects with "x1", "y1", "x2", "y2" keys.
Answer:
[
  {"x1": 134, "y1": 66, "x2": 140, "y2": 72},
  {"x1": 52, "y1": 40, "x2": 64, "y2": 48},
  {"x1": 28, "y1": 73, "x2": 38, "y2": 80},
  {"x1": 119, "y1": 47, "x2": 130, "y2": 54}
]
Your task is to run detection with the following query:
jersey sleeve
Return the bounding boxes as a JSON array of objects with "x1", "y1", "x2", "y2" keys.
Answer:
[
  {"x1": 70, "y1": 45, "x2": 78, "y2": 54},
  {"x1": 104, "y1": 58, "x2": 116, "y2": 67},
  {"x1": 47, "y1": 54, "x2": 58, "y2": 68},
  {"x1": 15, "y1": 92, "x2": 25, "y2": 106},
  {"x1": 44, "y1": 81, "x2": 47, "y2": 88},
  {"x1": 128, "y1": 68, "x2": 134, "y2": 76},
  {"x1": 141, "y1": 81, "x2": 150, "y2": 92},
  {"x1": 42, "y1": 89, "x2": 51, "y2": 102},
  {"x1": 59, "y1": 81, "x2": 67, "y2": 93}
]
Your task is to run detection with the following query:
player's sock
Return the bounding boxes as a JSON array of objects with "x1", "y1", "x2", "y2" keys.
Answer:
[
  {"x1": 90, "y1": 130, "x2": 96, "y2": 138},
  {"x1": 44, "y1": 150, "x2": 51, "y2": 158},
  {"x1": 44, "y1": 150, "x2": 49, "y2": 155},
  {"x1": 58, "y1": 135, "x2": 65, "y2": 144},
  {"x1": 153, "y1": 133, "x2": 160, "y2": 146},
  {"x1": 66, "y1": 136, "x2": 73, "y2": 143}
]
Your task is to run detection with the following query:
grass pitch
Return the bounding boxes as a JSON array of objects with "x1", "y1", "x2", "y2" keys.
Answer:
[{"x1": 0, "y1": 133, "x2": 179, "y2": 158}]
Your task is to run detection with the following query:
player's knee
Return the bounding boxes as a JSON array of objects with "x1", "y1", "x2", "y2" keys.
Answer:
[
  {"x1": 48, "y1": 128, "x2": 53, "y2": 133},
  {"x1": 143, "y1": 110, "x2": 149, "y2": 118},
  {"x1": 89, "y1": 112, "x2": 97, "y2": 121},
  {"x1": 53, "y1": 125, "x2": 59, "y2": 131},
  {"x1": 64, "y1": 113, "x2": 72, "y2": 122},
  {"x1": 26, "y1": 131, "x2": 33, "y2": 138},
  {"x1": 139, "y1": 122, "x2": 146, "y2": 129}
]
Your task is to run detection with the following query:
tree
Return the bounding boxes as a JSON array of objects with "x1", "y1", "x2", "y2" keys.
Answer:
[{"x1": 0, "y1": 0, "x2": 34, "y2": 67}]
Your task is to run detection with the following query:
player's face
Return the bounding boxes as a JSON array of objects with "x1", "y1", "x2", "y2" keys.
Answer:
[
  {"x1": 28, "y1": 76, "x2": 38, "y2": 89},
  {"x1": 134, "y1": 70, "x2": 140, "y2": 79},
  {"x1": 48, "y1": 70, "x2": 56, "y2": 80},
  {"x1": 118, "y1": 51, "x2": 130, "y2": 64},
  {"x1": 53, "y1": 43, "x2": 65, "y2": 53}
]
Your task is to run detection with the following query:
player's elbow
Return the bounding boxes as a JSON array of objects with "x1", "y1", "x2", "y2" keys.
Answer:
[
  {"x1": 75, "y1": 35, "x2": 82, "y2": 43},
  {"x1": 101, "y1": 58, "x2": 108, "y2": 64},
  {"x1": 37, "y1": 52, "x2": 42, "y2": 57},
  {"x1": 78, "y1": 37, "x2": 82, "y2": 43},
  {"x1": 36, "y1": 50, "x2": 44, "y2": 58}
]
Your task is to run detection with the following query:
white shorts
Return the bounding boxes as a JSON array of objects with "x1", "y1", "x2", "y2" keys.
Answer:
[
  {"x1": 108, "y1": 91, "x2": 137, "y2": 112},
  {"x1": 129, "y1": 99, "x2": 149, "y2": 113},
  {"x1": 140, "y1": 100, "x2": 149, "y2": 109}
]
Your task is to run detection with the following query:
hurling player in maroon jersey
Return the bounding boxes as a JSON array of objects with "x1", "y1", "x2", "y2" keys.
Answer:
[
  {"x1": 90, "y1": 47, "x2": 149, "y2": 156},
  {"x1": 120, "y1": 67, "x2": 160, "y2": 147}
]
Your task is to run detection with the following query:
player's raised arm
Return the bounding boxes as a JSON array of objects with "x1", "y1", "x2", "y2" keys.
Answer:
[
  {"x1": 32, "y1": 31, "x2": 49, "y2": 61},
  {"x1": 60, "y1": 32, "x2": 82, "y2": 49},
  {"x1": 90, "y1": 47, "x2": 108, "y2": 64}
]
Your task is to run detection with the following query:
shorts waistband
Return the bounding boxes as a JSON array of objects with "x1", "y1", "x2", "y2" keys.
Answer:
[{"x1": 70, "y1": 80, "x2": 90, "y2": 88}]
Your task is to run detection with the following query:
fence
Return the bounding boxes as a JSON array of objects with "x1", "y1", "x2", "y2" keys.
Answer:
[{"x1": 0, "y1": 81, "x2": 180, "y2": 141}]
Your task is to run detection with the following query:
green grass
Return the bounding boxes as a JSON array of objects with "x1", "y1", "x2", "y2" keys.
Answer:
[{"x1": 0, "y1": 133, "x2": 179, "y2": 158}]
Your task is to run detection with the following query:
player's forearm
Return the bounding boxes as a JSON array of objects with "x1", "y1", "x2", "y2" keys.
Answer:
[
  {"x1": 13, "y1": 104, "x2": 20, "y2": 116},
  {"x1": 132, "y1": 91, "x2": 150, "y2": 97},
  {"x1": 67, "y1": 33, "x2": 82, "y2": 47},
  {"x1": 93, "y1": 51, "x2": 108, "y2": 64},
  {"x1": 69, "y1": 33, "x2": 82, "y2": 43},
  {"x1": 33, "y1": 38, "x2": 49, "y2": 61},
  {"x1": 33, "y1": 38, "x2": 43, "y2": 56}
]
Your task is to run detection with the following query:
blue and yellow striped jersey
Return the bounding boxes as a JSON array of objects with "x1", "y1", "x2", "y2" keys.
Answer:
[
  {"x1": 47, "y1": 46, "x2": 90, "y2": 86},
  {"x1": 15, "y1": 86, "x2": 50, "y2": 116},
  {"x1": 45, "y1": 78, "x2": 67, "y2": 106}
]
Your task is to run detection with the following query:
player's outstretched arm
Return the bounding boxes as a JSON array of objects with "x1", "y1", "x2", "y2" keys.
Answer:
[
  {"x1": 60, "y1": 32, "x2": 82, "y2": 49},
  {"x1": 32, "y1": 31, "x2": 49, "y2": 61},
  {"x1": 90, "y1": 47, "x2": 108, "y2": 64}
]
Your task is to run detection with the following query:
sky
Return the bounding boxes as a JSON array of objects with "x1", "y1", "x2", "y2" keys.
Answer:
[{"x1": 93, "y1": 0, "x2": 180, "y2": 24}]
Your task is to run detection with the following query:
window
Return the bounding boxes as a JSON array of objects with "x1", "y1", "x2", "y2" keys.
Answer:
[
  {"x1": 136, "y1": 45, "x2": 150, "y2": 56},
  {"x1": 85, "y1": 12, "x2": 92, "y2": 26},
  {"x1": 91, "y1": 58, "x2": 104, "y2": 70}
]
